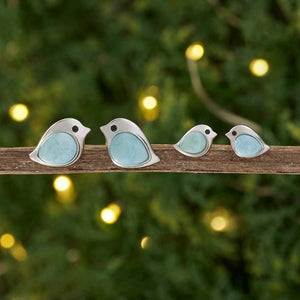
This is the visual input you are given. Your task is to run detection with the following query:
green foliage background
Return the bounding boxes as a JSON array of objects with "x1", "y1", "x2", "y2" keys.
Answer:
[{"x1": 1, "y1": 0, "x2": 300, "y2": 299}]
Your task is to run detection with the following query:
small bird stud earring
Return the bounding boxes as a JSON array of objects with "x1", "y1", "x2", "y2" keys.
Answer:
[
  {"x1": 225, "y1": 125, "x2": 270, "y2": 158},
  {"x1": 174, "y1": 125, "x2": 217, "y2": 157},
  {"x1": 29, "y1": 118, "x2": 91, "y2": 166},
  {"x1": 100, "y1": 118, "x2": 160, "y2": 168}
]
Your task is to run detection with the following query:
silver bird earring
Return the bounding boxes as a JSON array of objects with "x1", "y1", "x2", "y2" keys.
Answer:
[
  {"x1": 225, "y1": 125, "x2": 270, "y2": 158},
  {"x1": 29, "y1": 118, "x2": 91, "y2": 166},
  {"x1": 174, "y1": 124, "x2": 217, "y2": 157},
  {"x1": 100, "y1": 118, "x2": 160, "y2": 168}
]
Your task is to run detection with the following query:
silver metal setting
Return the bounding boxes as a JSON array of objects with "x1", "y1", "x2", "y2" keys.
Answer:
[
  {"x1": 29, "y1": 118, "x2": 91, "y2": 167},
  {"x1": 225, "y1": 125, "x2": 270, "y2": 158},
  {"x1": 174, "y1": 124, "x2": 217, "y2": 157},
  {"x1": 100, "y1": 118, "x2": 160, "y2": 168}
]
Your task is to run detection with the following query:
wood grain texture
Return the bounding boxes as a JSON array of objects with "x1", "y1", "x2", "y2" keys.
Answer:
[{"x1": 0, "y1": 145, "x2": 299, "y2": 175}]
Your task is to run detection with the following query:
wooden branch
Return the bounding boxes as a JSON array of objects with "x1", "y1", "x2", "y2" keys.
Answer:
[{"x1": 0, "y1": 145, "x2": 299, "y2": 175}]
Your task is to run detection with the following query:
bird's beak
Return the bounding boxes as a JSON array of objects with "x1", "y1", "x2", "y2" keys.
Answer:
[
  {"x1": 225, "y1": 132, "x2": 230, "y2": 139},
  {"x1": 99, "y1": 124, "x2": 107, "y2": 134},
  {"x1": 84, "y1": 126, "x2": 91, "y2": 135},
  {"x1": 212, "y1": 131, "x2": 218, "y2": 138}
]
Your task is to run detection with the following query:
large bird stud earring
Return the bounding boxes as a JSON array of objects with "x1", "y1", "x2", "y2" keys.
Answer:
[
  {"x1": 225, "y1": 125, "x2": 270, "y2": 158},
  {"x1": 174, "y1": 125, "x2": 217, "y2": 157},
  {"x1": 29, "y1": 118, "x2": 91, "y2": 166},
  {"x1": 100, "y1": 118, "x2": 160, "y2": 168}
]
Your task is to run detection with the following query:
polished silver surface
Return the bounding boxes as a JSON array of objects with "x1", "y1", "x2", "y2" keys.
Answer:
[
  {"x1": 29, "y1": 118, "x2": 91, "y2": 166},
  {"x1": 174, "y1": 124, "x2": 217, "y2": 157},
  {"x1": 225, "y1": 125, "x2": 270, "y2": 158},
  {"x1": 100, "y1": 118, "x2": 160, "y2": 168}
]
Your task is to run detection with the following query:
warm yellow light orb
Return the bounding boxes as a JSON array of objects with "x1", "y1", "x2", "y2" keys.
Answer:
[
  {"x1": 53, "y1": 176, "x2": 72, "y2": 192},
  {"x1": 249, "y1": 59, "x2": 269, "y2": 77},
  {"x1": 142, "y1": 96, "x2": 158, "y2": 110},
  {"x1": 9, "y1": 104, "x2": 29, "y2": 122},
  {"x1": 140, "y1": 236, "x2": 150, "y2": 249},
  {"x1": 210, "y1": 216, "x2": 227, "y2": 232},
  {"x1": 185, "y1": 43, "x2": 205, "y2": 61},
  {"x1": 11, "y1": 243, "x2": 27, "y2": 261},
  {"x1": 100, "y1": 204, "x2": 121, "y2": 224},
  {"x1": 0, "y1": 233, "x2": 15, "y2": 249}
]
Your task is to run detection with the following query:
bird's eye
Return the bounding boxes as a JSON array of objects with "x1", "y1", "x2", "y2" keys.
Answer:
[
  {"x1": 232, "y1": 131, "x2": 237, "y2": 136},
  {"x1": 205, "y1": 129, "x2": 210, "y2": 135},
  {"x1": 72, "y1": 126, "x2": 79, "y2": 133},
  {"x1": 111, "y1": 125, "x2": 117, "y2": 132}
]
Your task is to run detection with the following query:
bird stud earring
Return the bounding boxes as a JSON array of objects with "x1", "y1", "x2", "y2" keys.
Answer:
[
  {"x1": 100, "y1": 118, "x2": 160, "y2": 168},
  {"x1": 29, "y1": 118, "x2": 91, "y2": 166},
  {"x1": 225, "y1": 125, "x2": 270, "y2": 158},
  {"x1": 174, "y1": 125, "x2": 217, "y2": 157}
]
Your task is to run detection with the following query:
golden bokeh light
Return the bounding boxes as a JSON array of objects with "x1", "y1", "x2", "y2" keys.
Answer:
[
  {"x1": 100, "y1": 203, "x2": 121, "y2": 224},
  {"x1": 185, "y1": 43, "x2": 205, "y2": 61},
  {"x1": 53, "y1": 176, "x2": 75, "y2": 203},
  {"x1": 11, "y1": 243, "x2": 27, "y2": 261},
  {"x1": 9, "y1": 104, "x2": 29, "y2": 122},
  {"x1": 249, "y1": 59, "x2": 269, "y2": 77},
  {"x1": 210, "y1": 216, "x2": 228, "y2": 232},
  {"x1": 53, "y1": 176, "x2": 72, "y2": 192},
  {"x1": 0, "y1": 233, "x2": 15, "y2": 249},
  {"x1": 142, "y1": 96, "x2": 158, "y2": 110},
  {"x1": 140, "y1": 236, "x2": 150, "y2": 249}
]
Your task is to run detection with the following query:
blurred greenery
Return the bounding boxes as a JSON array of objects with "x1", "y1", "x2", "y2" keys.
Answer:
[{"x1": 1, "y1": 0, "x2": 300, "y2": 299}]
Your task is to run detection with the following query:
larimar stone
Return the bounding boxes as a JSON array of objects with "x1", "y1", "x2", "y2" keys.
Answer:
[
  {"x1": 179, "y1": 132, "x2": 207, "y2": 154},
  {"x1": 38, "y1": 132, "x2": 78, "y2": 166},
  {"x1": 234, "y1": 134, "x2": 262, "y2": 157},
  {"x1": 109, "y1": 132, "x2": 149, "y2": 167}
]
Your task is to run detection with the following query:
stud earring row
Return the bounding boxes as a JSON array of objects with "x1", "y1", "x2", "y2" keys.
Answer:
[{"x1": 29, "y1": 118, "x2": 270, "y2": 169}]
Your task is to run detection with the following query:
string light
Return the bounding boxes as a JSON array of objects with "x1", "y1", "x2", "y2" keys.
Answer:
[
  {"x1": 10, "y1": 243, "x2": 27, "y2": 261},
  {"x1": 100, "y1": 203, "x2": 121, "y2": 224},
  {"x1": 9, "y1": 104, "x2": 29, "y2": 122},
  {"x1": 185, "y1": 43, "x2": 205, "y2": 61},
  {"x1": 249, "y1": 59, "x2": 269, "y2": 77},
  {"x1": 0, "y1": 233, "x2": 15, "y2": 249},
  {"x1": 142, "y1": 96, "x2": 158, "y2": 110},
  {"x1": 210, "y1": 216, "x2": 228, "y2": 232},
  {"x1": 140, "y1": 236, "x2": 150, "y2": 249},
  {"x1": 53, "y1": 176, "x2": 72, "y2": 192},
  {"x1": 53, "y1": 176, "x2": 75, "y2": 203},
  {"x1": 140, "y1": 94, "x2": 159, "y2": 121}
]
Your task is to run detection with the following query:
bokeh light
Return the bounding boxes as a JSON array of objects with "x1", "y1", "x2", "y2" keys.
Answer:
[
  {"x1": 185, "y1": 43, "x2": 205, "y2": 61},
  {"x1": 0, "y1": 233, "x2": 15, "y2": 249},
  {"x1": 140, "y1": 94, "x2": 159, "y2": 121},
  {"x1": 249, "y1": 58, "x2": 269, "y2": 77},
  {"x1": 140, "y1": 236, "x2": 150, "y2": 249},
  {"x1": 142, "y1": 96, "x2": 158, "y2": 110},
  {"x1": 9, "y1": 104, "x2": 29, "y2": 122},
  {"x1": 11, "y1": 243, "x2": 27, "y2": 261},
  {"x1": 100, "y1": 203, "x2": 121, "y2": 224},
  {"x1": 53, "y1": 176, "x2": 72, "y2": 192},
  {"x1": 210, "y1": 216, "x2": 228, "y2": 232},
  {"x1": 53, "y1": 176, "x2": 75, "y2": 203}
]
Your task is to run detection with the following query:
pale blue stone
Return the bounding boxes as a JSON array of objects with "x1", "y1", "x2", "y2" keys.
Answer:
[
  {"x1": 109, "y1": 132, "x2": 149, "y2": 167},
  {"x1": 38, "y1": 132, "x2": 78, "y2": 166},
  {"x1": 234, "y1": 134, "x2": 262, "y2": 157},
  {"x1": 179, "y1": 132, "x2": 207, "y2": 154}
]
